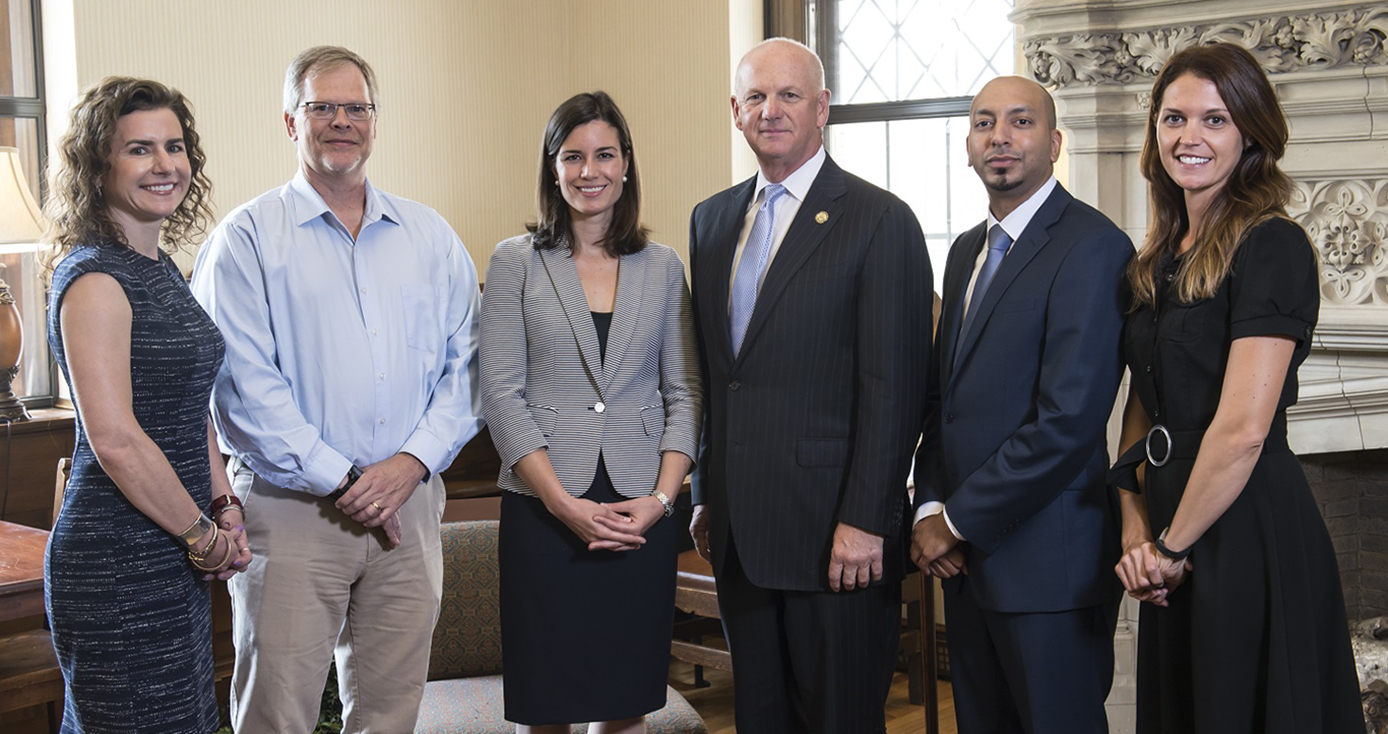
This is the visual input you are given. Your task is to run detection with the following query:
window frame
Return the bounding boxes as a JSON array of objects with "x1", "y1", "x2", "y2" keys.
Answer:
[
  {"x1": 1, "y1": 0, "x2": 47, "y2": 190},
  {"x1": 784, "y1": 0, "x2": 1014, "y2": 294},
  {"x1": 807, "y1": 0, "x2": 984, "y2": 127},
  {"x1": 2, "y1": 0, "x2": 51, "y2": 408}
]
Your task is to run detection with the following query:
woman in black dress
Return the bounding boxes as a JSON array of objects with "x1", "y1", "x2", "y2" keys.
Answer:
[
  {"x1": 1112, "y1": 44, "x2": 1362, "y2": 733},
  {"x1": 479, "y1": 91, "x2": 701, "y2": 733},
  {"x1": 41, "y1": 78, "x2": 251, "y2": 733}
]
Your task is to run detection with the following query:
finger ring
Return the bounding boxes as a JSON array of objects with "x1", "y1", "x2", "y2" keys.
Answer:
[{"x1": 371, "y1": 501, "x2": 382, "y2": 510}]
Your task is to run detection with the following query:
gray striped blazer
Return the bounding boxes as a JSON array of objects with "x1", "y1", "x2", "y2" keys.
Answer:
[{"x1": 480, "y1": 234, "x2": 701, "y2": 499}]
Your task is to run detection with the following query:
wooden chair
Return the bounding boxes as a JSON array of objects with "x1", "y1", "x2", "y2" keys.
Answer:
[
  {"x1": 52, "y1": 458, "x2": 70, "y2": 526},
  {"x1": 671, "y1": 551, "x2": 731, "y2": 687}
]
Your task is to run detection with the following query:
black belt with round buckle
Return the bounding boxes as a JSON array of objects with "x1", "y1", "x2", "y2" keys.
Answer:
[{"x1": 1145, "y1": 425, "x2": 1173, "y2": 467}]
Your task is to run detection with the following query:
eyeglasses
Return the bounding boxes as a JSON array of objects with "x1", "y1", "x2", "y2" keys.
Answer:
[{"x1": 300, "y1": 102, "x2": 377, "y2": 121}]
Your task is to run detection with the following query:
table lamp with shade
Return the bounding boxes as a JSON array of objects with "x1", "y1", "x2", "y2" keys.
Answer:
[{"x1": 0, "y1": 146, "x2": 44, "y2": 422}]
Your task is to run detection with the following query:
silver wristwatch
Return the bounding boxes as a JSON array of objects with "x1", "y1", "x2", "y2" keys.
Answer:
[{"x1": 651, "y1": 489, "x2": 675, "y2": 518}]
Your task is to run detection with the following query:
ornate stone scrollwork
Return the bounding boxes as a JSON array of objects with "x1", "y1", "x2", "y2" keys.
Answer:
[
  {"x1": 1288, "y1": 179, "x2": 1388, "y2": 306},
  {"x1": 1025, "y1": 6, "x2": 1388, "y2": 87}
]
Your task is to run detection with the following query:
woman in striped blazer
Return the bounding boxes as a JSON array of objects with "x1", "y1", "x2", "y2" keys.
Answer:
[{"x1": 479, "y1": 91, "x2": 701, "y2": 734}]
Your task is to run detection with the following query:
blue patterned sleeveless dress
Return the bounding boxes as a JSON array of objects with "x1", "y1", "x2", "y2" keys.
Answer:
[{"x1": 45, "y1": 244, "x2": 225, "y2": 734}]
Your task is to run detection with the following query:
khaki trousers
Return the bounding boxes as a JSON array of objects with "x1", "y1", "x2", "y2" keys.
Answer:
[{"x1": 227, "y1": 464, "x2": 445, "y2": 734}]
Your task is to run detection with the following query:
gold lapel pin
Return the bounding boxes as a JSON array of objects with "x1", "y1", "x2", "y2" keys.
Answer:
[{"x1": 815, "y1": 211, "x2": 829, "y2": 224}]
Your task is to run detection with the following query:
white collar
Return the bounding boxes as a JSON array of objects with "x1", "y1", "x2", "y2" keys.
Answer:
[
  {"x1": 751, "y1": 145, "x2": 827, "y2": 207},
  {"x1": 987, "y1": 175, "x2": 1058, "y2": 242}
]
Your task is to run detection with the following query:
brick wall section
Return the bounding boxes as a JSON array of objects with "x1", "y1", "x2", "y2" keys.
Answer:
[{"x1": 1303, "y1": 448, "x2": 1388, "y2": 621}]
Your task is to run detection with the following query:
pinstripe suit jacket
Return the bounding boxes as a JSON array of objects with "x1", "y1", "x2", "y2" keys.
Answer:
[
  {"x1": 689, "y1": 155, "x2": 934, "y2": 592},
  {"x1": 480, "y1": 234, "x2": 701, "y2": 499}
]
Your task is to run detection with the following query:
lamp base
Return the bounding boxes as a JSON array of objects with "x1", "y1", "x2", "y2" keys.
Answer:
[
  {"x1": 0, "y1": 366, "x2": 30, "y2": 422},
  {"x1": 0, "y1": 400, "x2": 29, "y2": 421}
]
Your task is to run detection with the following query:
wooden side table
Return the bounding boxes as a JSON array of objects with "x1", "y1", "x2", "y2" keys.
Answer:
[{"x1": 0, "y1": 520, "x2": 47, "y2": 623}]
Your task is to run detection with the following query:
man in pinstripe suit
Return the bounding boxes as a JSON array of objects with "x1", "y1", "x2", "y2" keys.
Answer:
[{"x1": 688, "y1": 38, "x2": 934, "y2": 734}]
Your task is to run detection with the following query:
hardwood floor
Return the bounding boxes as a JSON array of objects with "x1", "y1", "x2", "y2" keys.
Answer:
[{"x1": 668, "y1": 660, "x2": 958, "y2": 734}]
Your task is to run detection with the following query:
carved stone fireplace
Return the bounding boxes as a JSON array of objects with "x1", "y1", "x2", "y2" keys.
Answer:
[{"x1": 1011, "y1": 1, "x2": 1388, "y2": 729}]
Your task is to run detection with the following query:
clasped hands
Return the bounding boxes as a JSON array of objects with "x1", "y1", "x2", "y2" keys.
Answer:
[
  {"x1": 334, "y1": 453, "x2": 429, "y2": 548},
  {"x1": 547, "y1": 492, "x2": 666, "y2": 552},
  {"x1": 189, "y1": 511, "x2": 252, "y2": 581},
  {"x1": 910, "y1": 512, "x2": 967, "y2": 579},
  {"x1": 1115, "y1": 541, "x2": 1192, "y2": 607}
]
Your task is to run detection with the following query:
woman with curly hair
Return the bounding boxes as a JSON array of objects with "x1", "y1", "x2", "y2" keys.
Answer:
[
  {"x1": 1112, "y1": 43, "x2": 1362, "y2": 733},
  {"x1": 41, "y1": 77, "x2": 250, "y2": 734}
]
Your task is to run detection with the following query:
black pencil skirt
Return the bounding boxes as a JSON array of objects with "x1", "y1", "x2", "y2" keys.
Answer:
[{"x1": 499, "y1": 458, "x2": 678, "y2": 725}]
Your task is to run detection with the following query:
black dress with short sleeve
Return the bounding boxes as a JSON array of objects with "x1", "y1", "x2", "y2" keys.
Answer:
[
  {"x1": 1121, "y1": 218, "x2": 1362, "y2": 733},
  {"x1": 45, "y1": 244, "x2": 225, "y2": 734}
]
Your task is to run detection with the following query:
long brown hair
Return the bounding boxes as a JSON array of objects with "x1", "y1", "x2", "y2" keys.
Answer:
[
  {"x1": 40, "y1": 77, "x2": 214, "y2": 280},
  {"x1": 1129, "y1": 43, "x2": 1298, "y2": 308},
  {"x1": 529, "y1": 91, "x2": 649, "y2": 257}
]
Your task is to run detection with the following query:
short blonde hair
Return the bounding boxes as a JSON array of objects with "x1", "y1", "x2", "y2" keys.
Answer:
[{"x1": 283, "y1": 45, "x2": 379, "y2": 115}]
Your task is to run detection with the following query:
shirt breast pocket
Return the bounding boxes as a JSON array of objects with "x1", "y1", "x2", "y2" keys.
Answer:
[{"x1": 400, "y1": 285, "x2": 442, "y2": 352}]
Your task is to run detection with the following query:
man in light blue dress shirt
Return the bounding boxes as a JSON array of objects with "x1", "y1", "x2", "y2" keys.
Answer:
[{"x1": 190, "y1": 46, "x2": 482, "y2": 734}]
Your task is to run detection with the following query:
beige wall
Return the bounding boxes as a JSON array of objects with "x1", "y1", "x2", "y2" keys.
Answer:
[{"x1": 47, "y1": 0, "x2": 761, "y2": 273}]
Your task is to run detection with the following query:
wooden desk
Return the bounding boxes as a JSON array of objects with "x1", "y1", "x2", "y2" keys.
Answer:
[
  {"x1": 0, "y1": 520, "x2": 47, "y2": 624},
  {"x1": 0, "y1": 520, "x2": 60, "y2": 734}
]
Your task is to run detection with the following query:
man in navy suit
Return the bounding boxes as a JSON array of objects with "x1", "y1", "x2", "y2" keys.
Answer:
[
  {"x1": 688, "y1": 38, "x2": 933, "y2": 734},
  {"x1": 910, "y1": 76, "x2": 1132, "y2": 734}
]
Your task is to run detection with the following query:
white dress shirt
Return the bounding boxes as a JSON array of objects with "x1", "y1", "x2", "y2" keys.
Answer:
[
  {"x1": 917, "y1": 175, "x2": 1060, "y2": 537},
  {"x1": 191, "y1": 172, "x2": 483, "y2": 496},
  {"x1": 727, "y1": 145, "x2": 828, "y2": 301}
]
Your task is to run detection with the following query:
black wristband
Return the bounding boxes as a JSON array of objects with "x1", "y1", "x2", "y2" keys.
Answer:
[
  {"x1": 1154, "y1": 527, "x2": 1192, "y2": 561},
  {"x1": 327, "y1": 465, "x2": 364, "y2": 502}
]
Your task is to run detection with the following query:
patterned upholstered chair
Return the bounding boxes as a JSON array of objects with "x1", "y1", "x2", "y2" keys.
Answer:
[{"x1": 415, "y1": 520, "x2": 708, "y2": 734}]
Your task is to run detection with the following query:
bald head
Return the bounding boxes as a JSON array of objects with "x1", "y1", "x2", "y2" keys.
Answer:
[
  {"x1": 735, "y1": 38, "x2": 825, "y2": 99},
  {"x1": 966, "y1": 76, "x2": 1063, "y2": 218},
  {"x1": 731, "y1": 37, "x2": 832, "y2": 182},
  {"x1": 971, "y1": 76, "x2": 1057, "y2": 131}
]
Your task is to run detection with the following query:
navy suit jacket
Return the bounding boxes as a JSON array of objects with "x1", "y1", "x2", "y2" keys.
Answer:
[
  {"x1": 690, "y1": 155, "x2": 934, "y2": 592},
  {"x1": 915, "y1": 183, "x2": 1132, "y2": 613}
]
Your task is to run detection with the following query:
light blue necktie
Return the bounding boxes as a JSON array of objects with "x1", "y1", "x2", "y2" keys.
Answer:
[
  {"x1": 729, "y1": 183, "x2": 787, "y2": 356},
  {"x1": 956, "y1": 223, "x2": 1012, "y2": 352}
]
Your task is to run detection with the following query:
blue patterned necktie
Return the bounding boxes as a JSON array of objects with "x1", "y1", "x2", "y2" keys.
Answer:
[
  {"x1": 729, "y1": 183, "x2": 788, "y2": 356},
  {"x1": 957, "y1": 223, "x2": 1013, "y2": 351}
]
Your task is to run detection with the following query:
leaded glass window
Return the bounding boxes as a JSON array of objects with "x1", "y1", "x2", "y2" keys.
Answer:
[{"x1": 814, "y1": 0, "x2": 1015, "y2": 292}]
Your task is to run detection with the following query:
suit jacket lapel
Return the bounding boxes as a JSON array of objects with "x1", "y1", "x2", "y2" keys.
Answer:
[
  {"x1": 538, "y1": 245, "x2": 605, "y2": 397},
  {"x1": 601, "y1": 248, "x2": 647, "y2": 389},
  {"x1": 951, "y1": 185, "x2": 1074, "y2": 378},
  {"x1": 735, "y1": 157, "x2": 848, "y2": 363},
  {"x1": 705, "y1": 177, "x2": 757, "y2": 366},
  {"x1": 941, "y1": 226, "x2": 985, "y2": 382}
]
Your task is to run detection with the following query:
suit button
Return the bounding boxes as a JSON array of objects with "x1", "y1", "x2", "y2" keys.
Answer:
[
  {"x1": 1146, "y1": 365, "x2": 1152, "y2": 373},
  {"x1": 594, "y1": 402, "x2": 606, "y2": 413},
  {"x1": 729, "y1": 381, "x2": 741, "y2": 391},
  {"x1": 944, "y1": 413, "x2": 954, "y2": 423}
]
